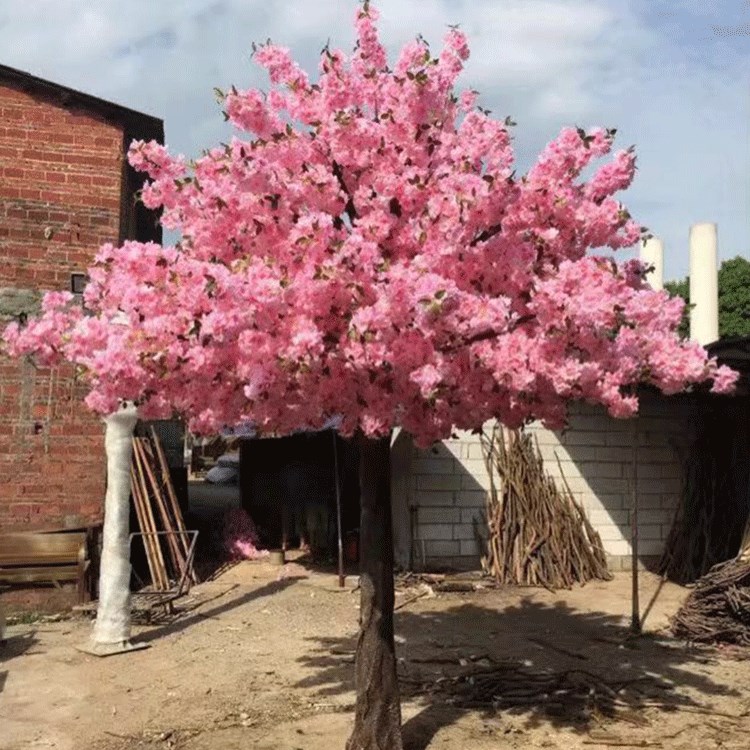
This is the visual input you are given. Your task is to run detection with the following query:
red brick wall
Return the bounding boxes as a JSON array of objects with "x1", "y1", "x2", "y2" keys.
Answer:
[{"x1": 0, "y1": 84, "x2": 127, "y2": 531}]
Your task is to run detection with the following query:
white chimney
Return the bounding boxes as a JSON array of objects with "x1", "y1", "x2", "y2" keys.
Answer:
[
  {"x1": 689, "y1": 222, "x2": 719, "y2": 345},
  {"x1": 639, "y1": 236, "x2": 664, "y2": 291}
]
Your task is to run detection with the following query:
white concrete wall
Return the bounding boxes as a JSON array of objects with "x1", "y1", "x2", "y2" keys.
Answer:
[{"x1": 402, "y1": 394, "x2": 697, "y2": 572}]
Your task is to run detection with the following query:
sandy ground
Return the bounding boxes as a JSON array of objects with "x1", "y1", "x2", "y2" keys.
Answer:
[{"x1": 1, "y1": 564, "x2": 749, "y2": 750}]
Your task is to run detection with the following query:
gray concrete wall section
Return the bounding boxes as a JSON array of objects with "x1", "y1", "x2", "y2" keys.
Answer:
[{"x1": 397, "y1": 394, "x2": 697, "y2": 572}]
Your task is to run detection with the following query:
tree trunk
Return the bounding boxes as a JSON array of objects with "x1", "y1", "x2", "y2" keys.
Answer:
[
  {"x1": 90, "y1": 404, "x2": 138, "y2": 648},
  {"x1": 346, "y1": 433, "x2": 403, "y2": 750}
]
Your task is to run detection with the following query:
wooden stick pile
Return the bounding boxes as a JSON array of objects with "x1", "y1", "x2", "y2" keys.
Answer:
[
  {"x1": 671, "y1": 556, "x2": 750, "y2": 646},
  {"x1": 130, "y1": 428, "x2": 196, "y2": 591},
  {"x1": 479, "y1": 425, "x2": 611, "y2": 589}
]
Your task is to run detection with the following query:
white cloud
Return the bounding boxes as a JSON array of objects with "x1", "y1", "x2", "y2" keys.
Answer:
[{"x1": 0, "y1": 0, "x2": 748, "y2": 278}]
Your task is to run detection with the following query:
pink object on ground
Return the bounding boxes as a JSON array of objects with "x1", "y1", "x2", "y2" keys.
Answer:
[{"x1": 222, "y1": 508, "x2": 269, "y2": 560}]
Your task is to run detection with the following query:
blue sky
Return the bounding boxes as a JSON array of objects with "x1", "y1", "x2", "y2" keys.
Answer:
[{"x1": 1, "y1": 0, "x2": 749, "y2": 279}]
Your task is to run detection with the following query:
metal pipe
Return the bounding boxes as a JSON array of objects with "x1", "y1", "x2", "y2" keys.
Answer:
[
  {"x1": 631, "y1": 418, "x2": 641, "y2": 635},
  {"x1": 332, "y1": 430, "x2": 345, "y2": 588}
]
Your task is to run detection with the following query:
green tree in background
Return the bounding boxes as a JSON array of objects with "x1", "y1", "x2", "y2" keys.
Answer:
[{"x1": 664, "y1": 256, "x2": 750, "y2": 339}]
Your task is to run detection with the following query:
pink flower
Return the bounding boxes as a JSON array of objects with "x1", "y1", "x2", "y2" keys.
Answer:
[
  {"x1": 459, "y1": 90, "x2": 478, "y2": 112},
  {"x1": 711, "y1": 365, "x2": 739, "y2": 394},
  {"x1": 410, "y1": 364, "x2": 443, "y2": 398}
]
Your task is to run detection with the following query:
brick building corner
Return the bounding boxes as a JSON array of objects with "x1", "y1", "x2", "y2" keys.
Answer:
[{"x1": 0, "y1": 64, "x2": 163, "y2": 533}]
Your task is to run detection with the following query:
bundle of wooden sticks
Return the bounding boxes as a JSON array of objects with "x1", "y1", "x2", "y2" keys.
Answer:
[
  {"x1": 479, "y1": 425, "x2": 611, "y2": 590},
  {"x1": 130, "y1": 428, "x2": 197, "y2": 591}
]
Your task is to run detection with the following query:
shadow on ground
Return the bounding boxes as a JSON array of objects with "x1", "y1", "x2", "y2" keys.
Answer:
[
  {"x1": 135, "y1": 578, "x2": 301, "y2": 644},
  {"x1": 296, "y1": 597, "x2": 739, "y2": 750},
  {"x1": 0, "y1": 629, "x2": 37, "y2": 695}
]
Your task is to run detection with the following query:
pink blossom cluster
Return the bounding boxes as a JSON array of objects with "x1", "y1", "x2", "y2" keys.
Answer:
[{"x1": 2, "y1": 3, "x2": 737, "y2": 447}]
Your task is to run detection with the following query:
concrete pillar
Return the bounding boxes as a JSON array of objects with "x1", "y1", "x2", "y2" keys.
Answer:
[
  {"x1": 689, "y1": 223, "x2": 719, "y2": 345},
  {"x1": 639, "y1": 237, "x2": 664, "y2": 291}
]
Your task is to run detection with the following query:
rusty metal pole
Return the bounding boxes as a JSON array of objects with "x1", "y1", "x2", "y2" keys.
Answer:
[
  {"x1": 631, "y1": 418, "x2": 642, "y2": 635},
  {"x1": 333, "y1": 430, "x2": 345, "y2": 588}
]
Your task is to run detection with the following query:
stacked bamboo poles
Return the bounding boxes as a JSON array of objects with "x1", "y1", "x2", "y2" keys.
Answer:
[
  {"x1": 479, "y1": 425, "x2": 611, "y2": 590},
  {"x1": 130, "y1": 430, "x2": 196, "y2": 591}
]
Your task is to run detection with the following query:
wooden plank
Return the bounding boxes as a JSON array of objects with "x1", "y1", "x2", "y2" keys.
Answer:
[
  {"x1": 0, "y1": 553, "x2": 82, "y2": 566},
  {"x1": 0, "y1": 532, "x2": 85, "y2": 561},
  {"x1": 0, "y1": 566, "x2": 79, "y2": 584}
]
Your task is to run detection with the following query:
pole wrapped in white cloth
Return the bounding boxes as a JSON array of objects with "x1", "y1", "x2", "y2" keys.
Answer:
[{"x1": 91, "y1": 404, "x2": 138, "y2": 647}]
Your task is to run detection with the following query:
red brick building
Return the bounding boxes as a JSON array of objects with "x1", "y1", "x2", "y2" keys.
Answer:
[{"x1": 0, "y1": 65, "x2": 163, "y2": 532}]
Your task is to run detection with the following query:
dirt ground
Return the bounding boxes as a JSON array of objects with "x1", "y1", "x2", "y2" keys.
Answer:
[{"x1": 1, "y1": 563, "x2": 749, "y2": 750}]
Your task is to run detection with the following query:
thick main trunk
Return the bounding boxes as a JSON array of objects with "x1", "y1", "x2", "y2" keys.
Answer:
[
  {"x1": 91, "y1": 405, "x2": 138, "y2": 647},
  {"x1": 346, "y1": 433, "x2": 403, "y2": 750}
]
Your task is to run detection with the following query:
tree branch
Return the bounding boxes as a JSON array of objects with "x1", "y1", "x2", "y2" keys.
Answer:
[
  {"x1": 470, "y1": 223, "x2": 503, "y2": 247},
  {"x1": 440, "y1": 315, "x2": 535, "y2": 352},
  {"x1": 467, "y1": 315, "x2": 534, "y2": 344},
  {"x1": 332, "y1": 160, "x2": 358, "y2": 225}
]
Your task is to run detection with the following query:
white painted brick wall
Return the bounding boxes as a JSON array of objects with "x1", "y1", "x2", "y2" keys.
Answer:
[{"x1": 404, "y1": 394, "x2": 697, "y2": 571}]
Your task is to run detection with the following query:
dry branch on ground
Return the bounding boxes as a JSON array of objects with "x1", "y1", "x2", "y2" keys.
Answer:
[{"x1": 671, "y1": 557, "x2": 750, "y2": 646}]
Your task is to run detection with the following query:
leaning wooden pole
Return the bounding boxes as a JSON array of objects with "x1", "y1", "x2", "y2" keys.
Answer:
[
  {"x1": 137, "y1": 438, "x2": 185, "y2": 579},
  {"x1": 130, "y1": 462, "x2": 161, "y2": 590},
  {"x1": 149, "y1": 427, "x2": 196, "y2": 583},
  {"x1": 132, "y1": 440, "x2": 169, "y2": 590}
]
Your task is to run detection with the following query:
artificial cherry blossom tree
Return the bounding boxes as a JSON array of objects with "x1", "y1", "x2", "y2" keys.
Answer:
[{"x1": 4, "y1": 4, "x2": 736, "y2": 747}]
